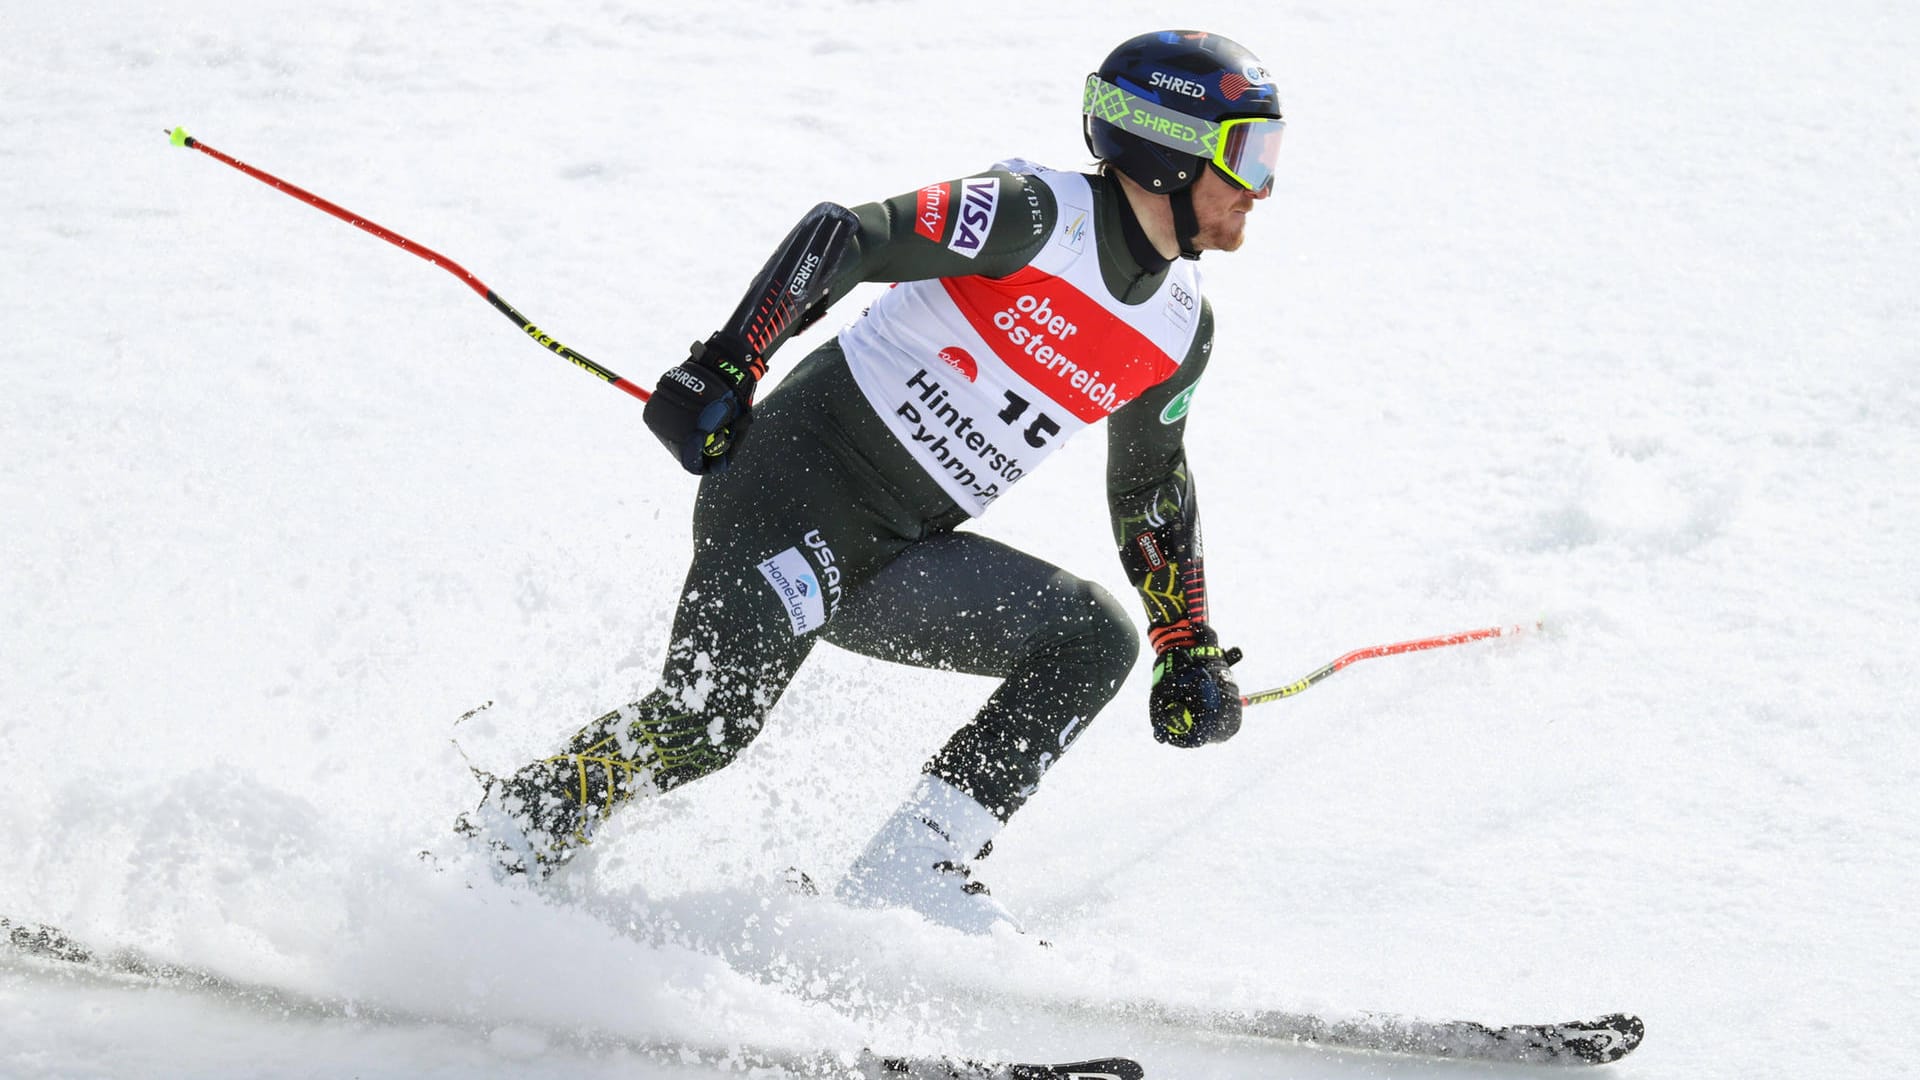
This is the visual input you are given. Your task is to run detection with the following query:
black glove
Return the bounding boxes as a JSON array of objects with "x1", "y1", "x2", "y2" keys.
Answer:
[
  {"x1": 1149, "y1": 643, "x2": 1244, "y2": 748},
  {"x1": 643, "y1": 332, "x2": 762, "y2": 474}
]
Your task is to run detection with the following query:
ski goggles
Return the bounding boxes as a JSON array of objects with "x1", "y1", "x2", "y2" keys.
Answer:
[{"x1": 1083, "y1": 74, "x2": 1285, "y2": 196}]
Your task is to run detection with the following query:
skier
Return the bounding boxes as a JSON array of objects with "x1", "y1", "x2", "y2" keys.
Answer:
[{"x1": 459, "y1": 30, "x2": 1286, "y2": 935}]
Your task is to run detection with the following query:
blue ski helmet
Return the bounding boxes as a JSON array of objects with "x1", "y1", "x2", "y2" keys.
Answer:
[{"x1": 1084, "y1": 30, "x2": 1285, "y2": 196}]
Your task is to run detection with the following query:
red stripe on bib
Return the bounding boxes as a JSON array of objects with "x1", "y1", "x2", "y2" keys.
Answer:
[{"x1": 941, "y1": 273, "x2": 1176, "y2": 423}]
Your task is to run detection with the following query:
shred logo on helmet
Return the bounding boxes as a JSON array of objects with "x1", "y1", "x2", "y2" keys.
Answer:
[
  {"x1": 1148, "y1": 70, "x2": 1207, "y2": 98},
  {"x1": 1082, "y1": 30, "x2": 1284, "y2": 199}
]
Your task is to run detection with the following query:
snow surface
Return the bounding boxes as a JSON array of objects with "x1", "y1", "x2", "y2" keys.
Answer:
[{"x1": 3, "y1": 2, "x2": 1916, "y2": 1078}]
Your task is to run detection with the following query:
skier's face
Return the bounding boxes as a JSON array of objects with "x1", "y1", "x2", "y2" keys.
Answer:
[{"x1": 1190, "y1": 168, "x2": 1263, "y2": 254}]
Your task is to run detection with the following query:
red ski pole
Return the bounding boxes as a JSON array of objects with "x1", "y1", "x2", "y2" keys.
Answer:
[
  {"x1": 165, "y1": 126, "x2": 649, "y2": 403},
  {"x1": 1241, "y1": 622, "x2": 1540, "y2": 708}
]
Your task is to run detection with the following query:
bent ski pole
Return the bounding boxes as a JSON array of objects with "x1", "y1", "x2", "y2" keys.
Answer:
[
  {"x1": 1242, "y1": 622, "x2": 1540, "y2": 708},
  {"x1": 165, "y1": 126, "x2": 649, "y2": 403}
]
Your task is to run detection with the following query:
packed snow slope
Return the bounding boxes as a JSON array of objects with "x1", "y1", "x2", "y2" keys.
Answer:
[{"x1": 3, "y1": 2, "x2": 1915, "y2": 1078}]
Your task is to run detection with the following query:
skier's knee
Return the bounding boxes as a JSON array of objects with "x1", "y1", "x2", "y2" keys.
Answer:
[{"x1": 1065, "y1": 576, "x2": 1140, "y2": 693}]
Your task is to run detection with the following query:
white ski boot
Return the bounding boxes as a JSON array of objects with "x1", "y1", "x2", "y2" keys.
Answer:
[{"x1": 835, "y1": 775, "x2": 1021, "y2": 935}]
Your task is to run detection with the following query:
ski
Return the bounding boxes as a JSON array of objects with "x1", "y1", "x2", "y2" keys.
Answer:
[
  {"x1": 635, "y1": 875, "x2": 1644, "y2": 1070},
  {"x1": 2, "y1": 916, "x2": 1143, "y2": 1080},
  {"x1": 1058, "y1": 994, "x2": 1642, "y2": 1066},
  {"x1": 860, "y1": 1057, "x2": 1142, "y2": 1079}
]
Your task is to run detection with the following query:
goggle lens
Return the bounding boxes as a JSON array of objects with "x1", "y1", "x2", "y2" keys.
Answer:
[{"x1": 1216, "y1": 117, "x2": 1284, "y2": 196}]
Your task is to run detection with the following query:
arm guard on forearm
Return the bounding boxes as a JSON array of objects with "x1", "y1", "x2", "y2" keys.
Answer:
[
  {"x1": 1112, "y1": 460, "x2": 1215, "y2": 654},
  {"x1": 717, "y1": 201, "x2": 864, "y2": 370}
]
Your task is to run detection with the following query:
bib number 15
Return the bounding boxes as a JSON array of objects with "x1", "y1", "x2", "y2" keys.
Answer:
[{"x1": 998, "y1": 390, "x2": 1061, "y2": 448}]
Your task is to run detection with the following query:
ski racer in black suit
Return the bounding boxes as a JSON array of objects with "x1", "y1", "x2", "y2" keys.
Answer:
[{"x1": 459, "y1": 30, "x2": 1287, "y2": 935}]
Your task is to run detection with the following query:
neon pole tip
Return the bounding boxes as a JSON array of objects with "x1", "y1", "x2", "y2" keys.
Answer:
[{"x1": 169, "y1": 127, "x2": 191, "y2": 147}]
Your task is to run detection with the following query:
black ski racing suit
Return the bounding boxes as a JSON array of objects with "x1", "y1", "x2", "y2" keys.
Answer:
[{"x1": 500, "y1": 162, "x2": 1221, "y2": 852}]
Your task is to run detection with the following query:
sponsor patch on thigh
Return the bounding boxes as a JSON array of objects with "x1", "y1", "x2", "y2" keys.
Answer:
[{"x1": 758, "y1": 547, "x2": 826, "y2": 636}]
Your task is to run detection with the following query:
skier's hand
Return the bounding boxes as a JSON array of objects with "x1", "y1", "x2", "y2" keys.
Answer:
[
  {"x1": 643, "y1": 332, "x2": 763, "y2": 474},
  {"x1": 1149, "y1": 643, "x2": 1244, "y2": 748}
]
